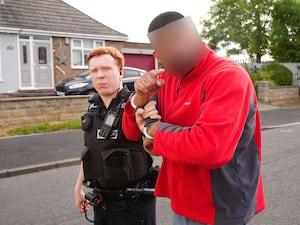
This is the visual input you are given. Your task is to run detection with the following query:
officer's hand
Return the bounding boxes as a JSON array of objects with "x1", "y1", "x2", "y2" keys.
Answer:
[
  {"x1": 133, "y1": 69, "x2": 165, "y2": 107},
  {"x1": 142, "y1": 101, "x2": 160, "y2": 120},
  {"x1": 135, "y1": 108, "x2": 146, "y2": 132},
  {"x1": 135, "y1": 101, "x2": 161, "y2": 133},
  {"x1": 74, "y1": 188, "x2": 89, "y2": 213}
]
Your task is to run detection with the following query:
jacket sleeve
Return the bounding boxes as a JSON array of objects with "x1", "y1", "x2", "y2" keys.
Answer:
[
  {"x1": 122, "y1": 100, "x2": 141, "y2": 141},
  {"x1": 153, "y1": 68, "x2": 256, "y2": 169},
  {"x1": 122, "y1": 94, "x2": 159, "y2": 141}
]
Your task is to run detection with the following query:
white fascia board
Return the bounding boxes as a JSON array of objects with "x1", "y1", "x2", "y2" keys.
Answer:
[
  {"x1": 0, "y1": 27, "x2": 128, "y2": 41},
  {"x1": 121, "y1": 48, "x2": 153, "y2": 55}
]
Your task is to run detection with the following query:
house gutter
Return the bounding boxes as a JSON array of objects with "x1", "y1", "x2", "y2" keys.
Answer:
[{"x1": 0, "y1": 27, "x2": 128, "y2": 41}]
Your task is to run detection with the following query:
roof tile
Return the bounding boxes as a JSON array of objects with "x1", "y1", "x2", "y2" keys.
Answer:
[{"x1": 0, "y1": 0, "x2": 127, "y2": 38}]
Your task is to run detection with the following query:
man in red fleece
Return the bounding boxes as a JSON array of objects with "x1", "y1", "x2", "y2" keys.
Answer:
[{"x1": 122, "y1": 11, "x2": 265, "y2": 225}]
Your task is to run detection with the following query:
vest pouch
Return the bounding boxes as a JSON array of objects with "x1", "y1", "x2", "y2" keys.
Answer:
[{"x1": 101, "y1": 148, "x2": 150, "y2": 188}]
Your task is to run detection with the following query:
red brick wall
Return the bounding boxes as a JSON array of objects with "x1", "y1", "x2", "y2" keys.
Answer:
[
  {"x1": 52, "y1": 39, "x2": 154, "y2": 85},
  {"x1": 52, "y1": 37, "x2": 86, "y2": 85}
]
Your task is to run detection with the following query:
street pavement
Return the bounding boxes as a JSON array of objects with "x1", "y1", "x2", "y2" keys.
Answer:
[
  {"x1": 0, "y1": 109, "x2": 300, "y2": 224},
  {"x1": 0, "y1": 104, "x2": 300, "y2": 224},
  {"x1": 1, "y1": 104, "x2": 300, "y2": 177}
]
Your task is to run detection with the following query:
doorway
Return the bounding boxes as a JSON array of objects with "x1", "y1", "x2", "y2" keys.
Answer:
[{"x1": 19, "y1": 35, "x2": 53, "y2": 89}]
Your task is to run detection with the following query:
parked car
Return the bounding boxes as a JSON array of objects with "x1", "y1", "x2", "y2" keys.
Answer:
[{"x1": 55, "y1": 66, "x2": 146, "y2": 96}]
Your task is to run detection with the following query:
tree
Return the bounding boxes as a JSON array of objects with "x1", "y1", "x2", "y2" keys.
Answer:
[
  {"x1": 200, "y1": 0, "x2": 273, "y2": 63},
  {"x1": 269, "y1": 0, "x2": 300, "y2": 62}
]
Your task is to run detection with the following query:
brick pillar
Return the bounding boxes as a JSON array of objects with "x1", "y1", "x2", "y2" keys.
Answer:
[{"x1": 257, "y1": 81, "x2": 270, "y2": 103}]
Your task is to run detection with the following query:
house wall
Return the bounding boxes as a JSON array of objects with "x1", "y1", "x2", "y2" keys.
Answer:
[
  {"x1": 0, "y1": 34, "x2": 19, "y2": 93},
  {"x1": 52, "y1": 39, "x2": 154, "y2": 85},
  {"x1": 52, "y1": 37, "x2": 86, "y2": 85}
]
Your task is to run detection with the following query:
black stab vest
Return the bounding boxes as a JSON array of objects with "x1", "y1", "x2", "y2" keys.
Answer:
[{"x1": 81, "y1": 87, "x2": 153, "y2": 189}]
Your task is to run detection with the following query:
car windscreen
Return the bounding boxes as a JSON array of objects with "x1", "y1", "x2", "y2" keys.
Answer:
[
  {"x1": 124, "y1": 69, "x2": 142, "y2": 78},
  {"x1": 77, "y1": 71, "x2": 90, "y2": 79}
]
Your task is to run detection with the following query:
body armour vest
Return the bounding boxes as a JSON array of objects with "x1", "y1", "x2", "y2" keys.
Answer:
[{"x1": 81, "y1": 87, "x2": 153, "y2": 189}]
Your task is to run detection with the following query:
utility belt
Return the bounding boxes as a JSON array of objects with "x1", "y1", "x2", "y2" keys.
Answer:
[
  {"x1": 85, "y1": 187, "x2": 155, "y2": 207},
  {"x1": 84, "y1": 166, "x2": 159, "y2": 205},
  {"x1": 83, "y1": 186, "x2": 155, "y2": 222},
  {"x1": 101, "y1": 187, "x2": 155, "y2": 201}
]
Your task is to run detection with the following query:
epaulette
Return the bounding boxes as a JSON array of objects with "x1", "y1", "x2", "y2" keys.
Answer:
[{"x1": 88, "y1": 93, "x2": 99, "y2": 104}]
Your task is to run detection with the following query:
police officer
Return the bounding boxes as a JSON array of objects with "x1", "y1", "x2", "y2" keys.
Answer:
[{"x1": 74, "y1": 46, "x2": 157, "y2": 225}]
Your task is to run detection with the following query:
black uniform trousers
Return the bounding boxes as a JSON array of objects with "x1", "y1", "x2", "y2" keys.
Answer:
[{"x1": 93, "y1": 196, "x2": 156, "y2": 225}]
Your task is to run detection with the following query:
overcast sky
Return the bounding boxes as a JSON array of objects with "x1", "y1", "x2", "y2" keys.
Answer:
[
  {"x1": 63, "y1": 0, "x2": 211, "y2": 43},
  {"x1": 62, "y1": 1, "x2": 270, "y2": 61}
]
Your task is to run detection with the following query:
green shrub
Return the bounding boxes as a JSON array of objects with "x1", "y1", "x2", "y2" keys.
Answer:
[
  {"x1": 259, "y1": 63, "x2": 293, "y2": 86},
  {"x1": 248, "y1": 68, "x2": 272, "y2": 93}
]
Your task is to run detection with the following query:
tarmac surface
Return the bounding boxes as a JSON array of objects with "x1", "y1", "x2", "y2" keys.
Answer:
[
  {"x1": 0, "y1": 103, "x2": 300, "y2": 178},
  {"x1": 0, "y1": 103, "x2": 300, "y2": 225}
]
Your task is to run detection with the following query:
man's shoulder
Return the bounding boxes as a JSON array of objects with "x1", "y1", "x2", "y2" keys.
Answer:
[{"x1": 206, "y1": 55, "x2": 249, "y2": 79}]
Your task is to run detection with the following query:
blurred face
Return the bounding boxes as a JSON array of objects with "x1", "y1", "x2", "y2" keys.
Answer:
[
  {"x1": 148, "y1": 16, "x2": 203, "y2": 77},
  {"x1": 89, "y1": 54, "x2": 122, "y2": 97}
]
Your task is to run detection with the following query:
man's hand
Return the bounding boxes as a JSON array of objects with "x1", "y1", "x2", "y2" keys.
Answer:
[
  {"x1": 133, "y1": 69, "x2": 165, "y2": 107},
  {"x1": 135, "y1": 101, "x2": 162, "y2": 156}
]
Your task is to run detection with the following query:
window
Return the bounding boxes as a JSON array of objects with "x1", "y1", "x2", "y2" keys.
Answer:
[
  {"x1": 23, "y1": 45, "x2": 28, "y2": 64},
  {"x1": 0, "y1": 45, "x2": 2, "y2": 81},
  {"x1": 33, "y1": 36, "x2": 50, "y2": 41},
  {"x1": 19, "y1": 35, "x2": 30, "y2": 40},
  {"x1": 71, "y1": 39, "x2": 104, "y2": 68},
  {"x1": 38, "y1": 47, "x2": 47, "y2": 64},
  {"x1": 124, "y1": 69, "x2": 142, "y2": 78}
]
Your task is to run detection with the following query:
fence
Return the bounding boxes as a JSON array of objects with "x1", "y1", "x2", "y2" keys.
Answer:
[{"x1": 248, "y1": 62, "x2": 300, "y2": 86}]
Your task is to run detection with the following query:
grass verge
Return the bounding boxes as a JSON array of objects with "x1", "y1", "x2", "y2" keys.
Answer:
[{"x1": 4, "y1": 120, "x2": 81, "y2": 136}]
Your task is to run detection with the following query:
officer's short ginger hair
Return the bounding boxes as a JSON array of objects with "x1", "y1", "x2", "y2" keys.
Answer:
[{"x1": 87, "y1": 46, "x2": 125, "y2": 70}]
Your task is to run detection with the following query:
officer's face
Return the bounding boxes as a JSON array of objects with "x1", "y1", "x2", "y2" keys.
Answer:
[{"x1": 89, "y1": 54, "x2": 122, "y2": 97}]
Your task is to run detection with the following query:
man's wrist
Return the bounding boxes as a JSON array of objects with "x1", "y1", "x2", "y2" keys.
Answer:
[
  {"x1": 143, "y1": 126, "x2": 154, "y2": 139},
  {"x1": 146, "y1": 121, "x2": 161, "y2": 139},
  {"x1": 130, "y1": 94, "x2": 149, "y2": 111}
]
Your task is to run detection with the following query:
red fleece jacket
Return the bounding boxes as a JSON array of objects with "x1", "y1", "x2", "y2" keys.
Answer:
[{"x1": 122, "y1": 44, "x2": 265, "y2": 225}]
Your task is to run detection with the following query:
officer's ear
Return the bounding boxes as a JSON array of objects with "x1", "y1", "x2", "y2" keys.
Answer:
[{"x1": 119, "y1": 68, "x2": 124, "y2": 80}]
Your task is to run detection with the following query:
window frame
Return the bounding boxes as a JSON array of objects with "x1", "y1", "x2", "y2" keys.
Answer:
[
  {"x1": 0, "y1": 44, "x2": 2, "y2": 82},
  {"x1": 71, "y1": 39, "x2": 104, "y2": 69}
]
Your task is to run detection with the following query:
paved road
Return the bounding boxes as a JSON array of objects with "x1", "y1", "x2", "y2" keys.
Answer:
[
  {"x1": 1, "y1": 106, "x2": 299, "y2": 176},
  {"x1": 259, "y1": 106, "x2": 300, "y2": 128},
  {"x1": 0, "y1": 130, "x2": 83, "y2": 172},
  {"x1": 1, "y1": 124, "x2": 300, "y2": 224}
]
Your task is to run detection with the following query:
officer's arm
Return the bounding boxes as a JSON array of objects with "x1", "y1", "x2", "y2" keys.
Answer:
[
  {"x1": 122, "y1": 100, "x2": 141, "y2": 141},
  {"x1": 74, "y1": 162, "x2": 86, "y2": 213},
  {"x1": 122, "y1": 94, "x2": 159, "y2": 141},
  {"x1": 74, "y1": 162, "x2": 84, "y2": 194}
]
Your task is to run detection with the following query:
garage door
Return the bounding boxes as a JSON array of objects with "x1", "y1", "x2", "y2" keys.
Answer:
[{"x1": 124, "y1": 54, "x2": 155, "y2": 71}]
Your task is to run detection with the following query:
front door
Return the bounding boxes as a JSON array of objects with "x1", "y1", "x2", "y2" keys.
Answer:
[
  {"x1": 32, "y1": 41, "x2": 52, "y2": 88},
  {"x1": 19, "y1": 35, "x2": 53, "y2": 89}
]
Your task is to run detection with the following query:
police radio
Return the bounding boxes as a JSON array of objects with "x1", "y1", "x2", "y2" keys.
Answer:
[
  {"x1": 97, "y1": 100, "x2": 124, "y2": 139},
  {"x1": 97, "y1": 110, "x2": 118, "y2": 139}
]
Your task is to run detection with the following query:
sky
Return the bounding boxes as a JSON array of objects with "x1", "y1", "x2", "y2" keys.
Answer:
[
  {"x1": 62, "y1": 0, "x2": 269, "y2": 61},
  {"x1": 63, "y1": 0, "x2": 212, "y2": 43}
]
